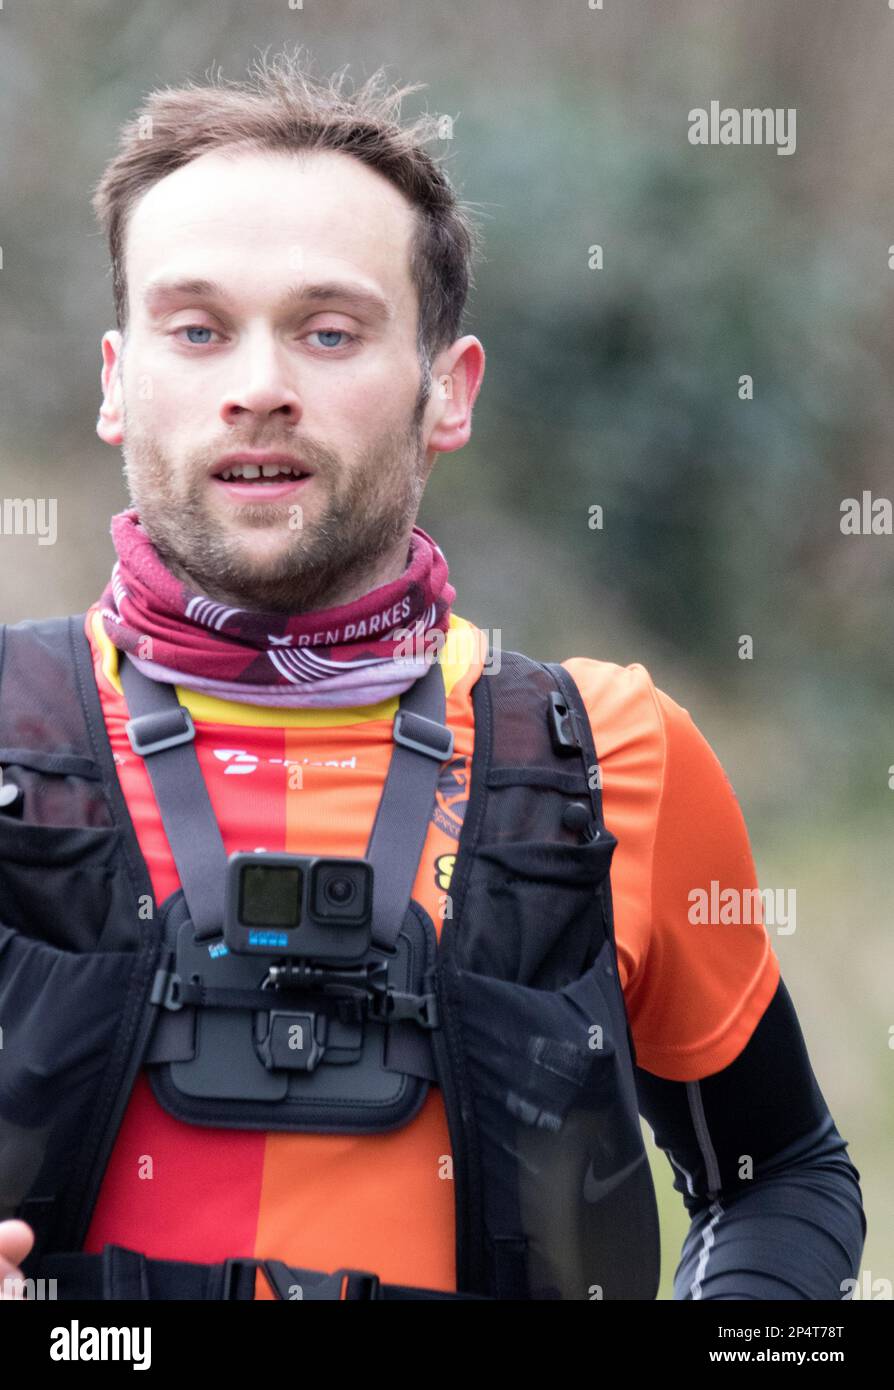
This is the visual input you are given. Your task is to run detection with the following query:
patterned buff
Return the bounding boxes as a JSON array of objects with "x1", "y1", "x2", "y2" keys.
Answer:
[{"x1": 99, "y1": 509, "x2": 455, "y2": 708}]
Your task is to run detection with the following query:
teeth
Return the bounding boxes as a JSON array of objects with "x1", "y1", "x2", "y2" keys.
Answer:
[{"x1": 218, "y1": 462, "x2": 305, "y2": 481}]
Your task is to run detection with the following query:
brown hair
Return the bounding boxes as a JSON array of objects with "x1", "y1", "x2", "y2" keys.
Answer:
[{"x1": 91, "y1": 46, "x2": 484, "y2": 387}]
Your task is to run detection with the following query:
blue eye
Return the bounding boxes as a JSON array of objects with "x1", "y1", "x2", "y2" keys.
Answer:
[
  {"x1": 185, "y1": 326, "x2": 213, "y2": 344},
  {"x1": 309, "y1": 329, "x2": 355, "y2": 349}
]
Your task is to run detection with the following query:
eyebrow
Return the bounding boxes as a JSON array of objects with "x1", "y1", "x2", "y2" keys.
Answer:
[{"x1": 142, "y1": 277, "x2": 395, "y2": 323}]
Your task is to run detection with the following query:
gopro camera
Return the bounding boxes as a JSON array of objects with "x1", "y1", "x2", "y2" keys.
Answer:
[{"x1": 224, "y1": 851, "x2": 373, "y2": 963}]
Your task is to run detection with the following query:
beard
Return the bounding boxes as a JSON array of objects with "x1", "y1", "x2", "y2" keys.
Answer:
[{"x1": 120, "y1": 397, "x2": 429, "y2": 615}]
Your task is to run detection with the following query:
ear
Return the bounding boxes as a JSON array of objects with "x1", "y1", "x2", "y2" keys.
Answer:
[
  {"x1": 97, "y1": 331, "x2": 125, "y2": 446},
  {"x1": 424, "y1": 336, "x2": 486, "y2": 455}
]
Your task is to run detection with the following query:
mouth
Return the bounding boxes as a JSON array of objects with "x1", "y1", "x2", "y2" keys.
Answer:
[{"x1": 210, "y1": 454, "x2": 315, "y2": 501}]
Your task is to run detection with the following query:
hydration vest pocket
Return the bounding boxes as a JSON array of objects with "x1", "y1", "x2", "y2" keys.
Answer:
[
  {"x1": 469, "y1": 831, "x2": 616, "y2": 989},
  {"x1": 451, "y1": 935, "x2": 659, "y2": 1299},
  {"x1": 0, "y1": 751, "x2": 112, "y2": 831},
  {"x1": 0, "y1": 918, "x2": 139, "y2": 1221},
  {"x1": 144, "y1": 890, "x2": 439, "y2": 1133},
  {"x1": 0, "y1": 818, "x2": 134, "y2": 951}
]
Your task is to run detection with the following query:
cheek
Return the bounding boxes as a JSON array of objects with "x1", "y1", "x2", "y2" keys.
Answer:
[
  {"x1": 125, "y1": 363, "x2": 207, "y2": 435},
  {"x1": 327, "y1": 368, "x2": 414, "y2": 430},
  {"x1": 127, "y1": 339, "x2": 205, "y2": 405}
]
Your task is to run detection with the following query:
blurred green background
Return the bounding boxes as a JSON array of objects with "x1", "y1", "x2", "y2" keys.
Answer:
[{"x1": 1, "y1": 0, "x2": 891, "y2": 1298}]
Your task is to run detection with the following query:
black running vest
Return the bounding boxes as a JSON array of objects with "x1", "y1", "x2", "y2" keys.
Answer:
[{"x1": 0, "y1": 615, "x2": 660, "y2": 1300}]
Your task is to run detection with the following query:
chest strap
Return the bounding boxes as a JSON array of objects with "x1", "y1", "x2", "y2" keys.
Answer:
[
  {"x1": 119, "y1": 653, "x2": 453, "y2": 951},
  {"x1": 36, "y1": 1245, "x2": 490, "y2": 1300}
]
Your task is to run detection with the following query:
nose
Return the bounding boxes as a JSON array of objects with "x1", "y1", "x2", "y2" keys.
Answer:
[{"x1": 220, "y1": 333, "x2": 302, "y2": 425}]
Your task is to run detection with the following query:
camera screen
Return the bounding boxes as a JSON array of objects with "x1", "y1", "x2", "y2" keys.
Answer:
[{"x1": 239, "y1": 864, "x2": 303, "y2": 928}]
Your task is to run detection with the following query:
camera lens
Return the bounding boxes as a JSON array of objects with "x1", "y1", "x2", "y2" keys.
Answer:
[
  {"x1": 324, "y1": 875, "x2": 356, "y2": 906},
  {"x1": 310, "y1": 859, "x2": 372, "y2": 924}
]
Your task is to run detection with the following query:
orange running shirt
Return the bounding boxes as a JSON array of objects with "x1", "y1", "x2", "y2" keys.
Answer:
[{"x1": 82, "y1": 604, "x2": 780, "y2": 1294}]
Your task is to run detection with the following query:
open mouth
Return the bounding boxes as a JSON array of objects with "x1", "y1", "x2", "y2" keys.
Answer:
[
  {"x1": 210, "y1": 461, "x2": 315, "y2": 502},
  {"x1": 213, "y1": 463, "x2": 312, "y2": 484}
]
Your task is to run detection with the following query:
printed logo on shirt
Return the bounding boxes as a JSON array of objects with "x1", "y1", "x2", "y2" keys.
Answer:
[
  {"x1": 432, "y1": 755, "x2": 471, "y2": 839},
  {"x1": 212, "y1": 749, "x2": 359, "y2": 774},
  {"x1": 434, "y1": 853, "x2": 456, "y2": 893}
]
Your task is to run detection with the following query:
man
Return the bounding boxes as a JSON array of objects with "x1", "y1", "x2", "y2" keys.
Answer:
[{"x1": 0, "y1": 48, "x2": 865, "y2": 1300}]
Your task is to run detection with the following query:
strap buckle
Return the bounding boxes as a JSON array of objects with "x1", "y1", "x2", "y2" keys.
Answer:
[
  {"x1": 126, "y1": 706, "x2": 196, "y2": 758},
  {"x1": 547, "y1": 690, "x2": 583, "y2": 756},
  {"x1": 370, "y1": 987, "x2": 440, "y2": 1029},
  {"x1": 150, "y1": 964, "x2": 183, "y2": 1011},
  {"x1": 277, "y1": 1266, "x2": 382, "y2": 1301},
  {"x1": 221, "y1": 1258, "x2": 381, "y2": 1300},
  {"x1": 393, "y1": 709, "x2": 454, "y2": 762}
]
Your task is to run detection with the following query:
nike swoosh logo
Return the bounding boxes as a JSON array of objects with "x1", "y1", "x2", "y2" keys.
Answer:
[{"x1": 583, "y1": 1151, "x2": 647, "y2": 1204}]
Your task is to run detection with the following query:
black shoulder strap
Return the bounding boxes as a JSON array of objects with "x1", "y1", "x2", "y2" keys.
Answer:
[
  {"x1": 0, "y1": 614, "x2": 157, "y2": 911},
  {"x1": 544, "y1": 657, "x2": 634, "y2": 1058},
  {"x1": 442, "y1": 647, "x2": 612, "y2": 976},
  {"x1": 542, "y1": 659, "x2": 609, "y2": 834},
  {"x1": 0, "y1": 614, "x2": 97, "y2": 775},
  {"x1": 473, "y1": 647, "x2": 607, "y2": 828}
]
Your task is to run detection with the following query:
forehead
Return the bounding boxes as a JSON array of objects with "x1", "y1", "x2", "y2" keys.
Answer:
[{"x1": 124, "y1": 146, "x2": 418, "y2": 317}]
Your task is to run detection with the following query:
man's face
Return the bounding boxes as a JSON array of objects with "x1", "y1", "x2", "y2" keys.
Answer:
[{"x1": 98, "y1": 146, "x2": 476, "y2": 613}]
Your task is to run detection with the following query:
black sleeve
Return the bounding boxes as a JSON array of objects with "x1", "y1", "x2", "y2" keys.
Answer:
[{"x1": 634, "y1": 976, "x2": 867, "y2": 1300}]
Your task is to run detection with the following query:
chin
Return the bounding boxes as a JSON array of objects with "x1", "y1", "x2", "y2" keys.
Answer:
[
  {"x1": 232, "y1": 555, "x2": 300, "y2": 596},
  {"x1": 228, "y1": 528, "x2": 293, "y2": 560}
]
